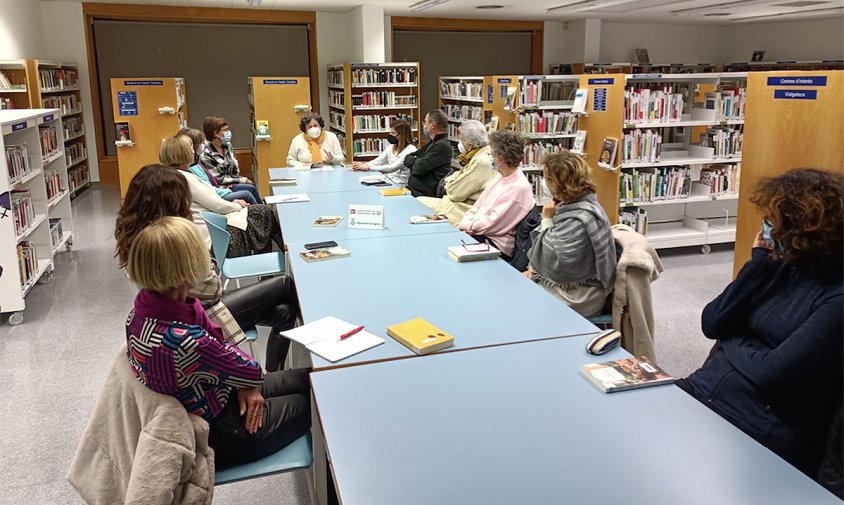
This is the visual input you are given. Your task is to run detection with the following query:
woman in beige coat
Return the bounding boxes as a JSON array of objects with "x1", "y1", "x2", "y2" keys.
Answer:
[{"x1": 417, "y1": 120, "x2": 495, "y2": 224}]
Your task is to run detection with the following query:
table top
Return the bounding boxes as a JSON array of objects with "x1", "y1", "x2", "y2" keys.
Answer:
[
  {"x1": 311, "y1": 336, "x2": 841, "y2": 505},
  {"x1": 275, "y1": 189, "x2": 456, "y2": 245},
  {"x1": 268, "y1": 167, "x2": 396, "y2": 194},
  {"x1": 290, "y1": 231, "x2": 598, "y2": 370}
]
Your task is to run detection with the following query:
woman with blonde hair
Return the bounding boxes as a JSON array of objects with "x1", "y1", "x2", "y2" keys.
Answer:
[
  {"x1": 525, "y1": 151, "x2": 616, "y2": 317},
  {"x1": 125, "y1": 216, "x2": 310, "y2": 467},
  {"x1": 160, "y1": 135, "x2": 282, "y2": 258}
]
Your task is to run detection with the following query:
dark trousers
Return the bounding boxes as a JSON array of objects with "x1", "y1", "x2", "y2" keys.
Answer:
[
  {"x1": 221, "y1": 275, "x2": 298, "y2": 372},
  {"x1": 209, "y1": 367, "x2": 311, "y2": 468}
]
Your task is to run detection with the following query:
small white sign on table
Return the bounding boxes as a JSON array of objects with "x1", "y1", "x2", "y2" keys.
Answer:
[{"x1": 348, "y1": 204, "x2": 385, "y2": 230}]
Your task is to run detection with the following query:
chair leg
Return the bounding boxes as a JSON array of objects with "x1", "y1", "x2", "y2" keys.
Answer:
[
  {"x1": 222, "y1": 278, "x2": 230, "y2": 292},
  {"x1": 247, "y1": 339, "x2": 256, "y2": 359},
  {"x1": 235, "y1": 278, "x2": 241, "y2": 289}
]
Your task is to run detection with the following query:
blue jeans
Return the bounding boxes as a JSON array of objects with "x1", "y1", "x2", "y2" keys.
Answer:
[{"x1": 223, "y1": 183, "x2": 261, "y2": 204}]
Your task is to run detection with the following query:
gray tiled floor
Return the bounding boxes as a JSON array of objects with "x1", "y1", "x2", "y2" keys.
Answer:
[{"x1": 0, "y1": 184, "x2": 735, "y2": 504}]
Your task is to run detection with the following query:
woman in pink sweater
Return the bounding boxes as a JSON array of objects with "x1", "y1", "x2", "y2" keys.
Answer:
[{"x1": 457, "y1": 129, "x2": 534, "y2": 258}]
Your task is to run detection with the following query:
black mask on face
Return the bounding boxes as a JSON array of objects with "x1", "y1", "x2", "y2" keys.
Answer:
[{"x1": 387, "y1": 134, "x2": 398, "y2": 145}]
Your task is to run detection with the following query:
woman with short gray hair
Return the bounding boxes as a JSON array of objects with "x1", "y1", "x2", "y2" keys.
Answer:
[{"x1": 417, "y1": 119, "x2": 496, "y2": 224}]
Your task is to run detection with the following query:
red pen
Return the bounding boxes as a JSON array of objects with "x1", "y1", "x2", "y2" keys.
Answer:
[{"x1": 338, "y1": 325, "x2": 365, "y2": 341}]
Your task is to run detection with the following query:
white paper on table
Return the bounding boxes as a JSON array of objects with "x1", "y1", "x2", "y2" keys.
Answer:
[
  {"x1": 265, "y1": 193, "x2": 310, "y2": 204},
  {"x1": 281, "y1": 316, "x2": 384, "y2": 362}
]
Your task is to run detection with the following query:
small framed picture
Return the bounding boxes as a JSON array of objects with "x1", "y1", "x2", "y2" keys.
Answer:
[
  {"x1": 751, "y1": 50, "x2": 766, "y2": 62},
  {"x1": 635, "y1": 48, "x2": 650, "y2": 64}
]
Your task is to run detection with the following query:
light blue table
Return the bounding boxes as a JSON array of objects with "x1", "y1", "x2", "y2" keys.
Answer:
[
  {"x1": 311, "y1": 336, "x2": 842, "y2": 505},
  {"x1": 268, "y1": 166, "x2": 396, "y2": 194},
  {"x1": 275, "y1": 189, "x2": 456, "y2": 245},
  {"x1": 289, "y1": 231, "x2": 598, "y2": 371}
]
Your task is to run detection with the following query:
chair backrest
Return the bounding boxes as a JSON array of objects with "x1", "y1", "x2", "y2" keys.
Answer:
[
  {"x1": 507, "y1": 205, "x2": 542, "y2": 272},
  {"x1": 200, "y1": 211, "x2": 230, "y2": 269}
]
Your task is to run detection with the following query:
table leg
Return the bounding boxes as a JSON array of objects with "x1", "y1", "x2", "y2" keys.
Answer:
[{"x1": 310, "y1": 388, "x2": 328, "y2": 505}]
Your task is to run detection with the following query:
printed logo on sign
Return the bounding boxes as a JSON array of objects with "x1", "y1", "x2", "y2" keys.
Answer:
[{"x1": 766, "y1": 76, "x2": 827, "y2": 87}]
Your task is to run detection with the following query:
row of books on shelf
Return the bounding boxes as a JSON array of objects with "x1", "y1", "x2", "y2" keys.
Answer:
[
  {"x1": 525, "y1": 172, "x2": 552, "y2": 204},
  {"x1": 0, "y1": 72, "x2": 26, "y2": 91},
  {"x1": 700, "y1": 164, "x2": 741, "y2": 195},
  {"x1": 622, "y1": 130, "x2": 663, "y2": 163},
  {"x1": 619, "y1": 164, "x2": 740, "y2": 203},
  {"x1": 328, "y1": 69, "x2": 344, "y2": 86},
  {"x1": 68, "y1": 164, "x2": 89, "y2": 192},
  {"x1": 41, "y1": 94, "x2": 79, "y2": 114},
  {"x1": 624, "y1": 86, "x2": 686, "y2": 123},
  {"x1": 328, "y1": 111, "x2": 345, "y2": 128},
  {"x1": 352, "y1": 114, "x2": 412, "y2": 132},
  {"x1": 352, "y1": 137, "x2": 389, "y2": 155},
  {"x1": 17, "y1": 241, "x2": 40, "y2": 288},
  {"x1": 39, "y1": 125, "x2": 59, "y2": 158},
  {"x1": 63, "y1": 117, "x2": 84, "y2": 138},
  {"x1": 50, "y1": 218, "x2": 63, "y2": 246},
  {"x1": 618, "y1": 208, "x2": 648, "y2": 235},
  {"x1": 45, "y1": 170, "x2": 64, "y2": 201},
  {"x1": 39, "y1": 68, "x2": 78, "y2": 89},
  {"x1": 523, "y1": 142, "x2": 569, "y2": 167},
  {"x1": 441, "y1": 104, "x2": 482, "y2": 122},
  {"x1": 329, "y1": 90, "x2": 344, "y2": 107},
  {"x1": 441, "y1": 82, "x2": 482, "y2": 100},
  {"x1": 699, "y1": 128, "x2": 742, "y2": 158},
  {"x1": 518, "y1": 111, "x2": 579, "y2": 135},
  {"x1": 10, "y1": 189, "x2": 36, "y2": 236},
  {"x1": 5, "y1": 144, "x2": 31, "y2": 182},
  {"x1": 704, "y1": 88, "x2": 746, "y2": 120},
  {"x1": 65, "y1": 142, "x2": 85, "y2": 164},
  {"x1": 0, "y1": 98, "x2": 15, "y2": 110},
  {"x1": 353, "y1": 92, "x2": 415, "y2": 108},
  {"x1": 520, "y1": 80, "x2": 574, "y2": 105},
  {"x1": 351, "y1": 68, "x2": 416, "y2": 86}
]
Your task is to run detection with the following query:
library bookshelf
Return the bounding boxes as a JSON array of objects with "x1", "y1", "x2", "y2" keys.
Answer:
[
  {"x1": 248, "y1": 77, "x2": 311, "y2": 198},
  {"x1": 1, "y1": 109, "x2": 75, "y2": 326},
  {"x1": 110, "y1": 77, "x2": 187, "y2": 197},
  {"x1": 327, "y1": 62, "x2": 420, "y2": 162},
  {"x1": 438, "y1": 75, "x2": 517, "y2": 150}
]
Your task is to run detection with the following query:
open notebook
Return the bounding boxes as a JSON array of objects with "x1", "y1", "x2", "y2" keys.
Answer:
[{"x1": 281, "y1": 316, "x2": 384, "y2": 362}]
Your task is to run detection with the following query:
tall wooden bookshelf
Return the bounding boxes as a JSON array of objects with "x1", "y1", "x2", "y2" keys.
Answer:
[
  {"x1": 0, "y1": 60, "x2": 31, "y2": 111},
  {"x1": 438, "y1": 75, "x2": 517, "y2": 149},
  {"x1": 734, "y1": 70, "x2": 843, "y2": 275},
  {"x1": 1, "y1": 108, "x2": 74, "y2": 326},
  {"x1": 247, "y1": 76, "x2": 311, "y2": 198},
  {"x1": 110, "y1": 77, "x2": 187, "y2": 197},
  {"x1": 327, "y1": 62, "x2": 420, "y2": 162}
]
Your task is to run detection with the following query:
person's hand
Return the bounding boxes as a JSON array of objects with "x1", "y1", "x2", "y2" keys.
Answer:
[
  {"x1": 245, "y1": 178, "x2": 254, "y2": 185},
  {"x1": 234, "y1": 199, "x2": 249, "y2": 208},
  {"x1": 541, "y1": 201, "x2": 557, "y2": 219},
  {"x1": 323, "y1": 149, "x2": 334, "y2": 162},
  {"x1": 753, "y1": 230, "x2": 771, "y2": 250},
  {"x1": 238, "y1": 387, "x2": 265, "y2": 435},
  {"x1": 523, "y1": 269, "x2": 534, "y2": 280}
]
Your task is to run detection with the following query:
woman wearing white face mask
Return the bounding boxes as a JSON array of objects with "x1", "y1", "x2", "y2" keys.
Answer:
[
  {"x1": 286, "y1": 113, "x2": 345, "y2": 167},
  {"x1": 199, "y1": 115, "x2": 252, "y2": 186}
]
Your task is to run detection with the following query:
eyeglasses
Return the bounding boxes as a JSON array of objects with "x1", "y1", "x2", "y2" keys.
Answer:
[{"x1": 461, "y1": 239, "x2": 490, "y2": 252}]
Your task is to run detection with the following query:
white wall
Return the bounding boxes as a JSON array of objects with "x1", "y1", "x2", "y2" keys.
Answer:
[
  {"x1": 0, "y1": 0, "x2": 45, "y2": 59},
  {"x1": 543, "y1": 21, "x2": 566, "y2": 73},
  {"x1": 561, "y1": 20, "x2": 587, "y2": 63},
  {"x1": 40, "y1": 1, "x2": 100, "y2": 182},
  {"x1": 384, "y1": 15, "x2": 392, "y2": 61},
  {"x1": 315, "y1": 11, "x2": 353, "y2": 116},
  {"x1": 600, "y1": 22, "x2": 726, "y2": 63},
  {"x1": 723, "y1": 18, "x2": 844, "y2": 62}
]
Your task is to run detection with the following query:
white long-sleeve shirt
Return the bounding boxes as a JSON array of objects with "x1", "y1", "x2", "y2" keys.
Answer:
[
  {"x1": 179, "y1": 170, "x2": 248, "y2": 249},
  {"x1": 369, "y1": 144, "x2": 416, "y2": 184},
  {"x1": 286, "y1": 131, "x2": 346, "y2": 167}
]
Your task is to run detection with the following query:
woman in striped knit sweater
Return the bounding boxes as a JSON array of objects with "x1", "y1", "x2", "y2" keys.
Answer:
[{"x1": 125, "y1": 216, "x2": 310, "y2": 467}]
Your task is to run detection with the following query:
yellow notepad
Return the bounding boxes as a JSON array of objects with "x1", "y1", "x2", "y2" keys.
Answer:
[
  {"x1": 380, "y1": 188, "x2": 410, "y2": 197},
  {"x1": 386, "y1": 317, "x2": 454, "y2": 355}
]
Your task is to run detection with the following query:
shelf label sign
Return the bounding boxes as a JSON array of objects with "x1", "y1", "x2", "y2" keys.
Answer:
[
  {"x1": 767, "y1": 76, "x2": 827, "y2": 87},
  {"x1": 488, "y1": 84, "x2": 494, "y2": 104},
  {"x1": 592, "y1": 87, "x2": 608, "y2": 112},
  {"x1": 264, "y1": 79, "x2": 298, "y2": 85},
  {"x1": 497, "y1": 78, "x2": 512, "y2": 84},
  {"x1": 774, "y1": 89, "x2": 818, "y2": 100},
  {"x1": 43, "y1": 114, "x2": 54, "y2": 122},
  {"x1": 117, "y1": 91, "x2": 138, "y2": 116},
  {"x1": 11, "y1": 121, "x2": 27, "y2": 132},
  {"x1": 123, "y1": 80, "x2": 163, "y2": 86},
  {"x1": 348, "y1": 204, "x2": 384, "y2": 229},
  {"x1": 588, "y1": 78, "x2": 614, "y2": 85}
]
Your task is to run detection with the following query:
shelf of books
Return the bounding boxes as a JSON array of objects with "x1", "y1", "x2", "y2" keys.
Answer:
[
  {"x1": 328, "y1": 62, "x2": 420, "y2": 162},
  {"x1": 723, "y1": 60, "x2": 843, "y2": 72},
  {"x1": 248, "y1": 77, "x2": 311, "y2": 198},
  {"x1": 1, "y1": 108, "x2": 75, "y2": 326},
  {"x1": 110, "y1": 77, "x2": 187, "y2": 197},
  {"x1": 438, "y1": 75, "x2": 518, "y2": 153}
]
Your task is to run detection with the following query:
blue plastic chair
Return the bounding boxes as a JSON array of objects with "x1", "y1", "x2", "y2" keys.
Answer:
[
  {"x1": 200, "y1": 211, "x2": 285, "y2": 290},
  {"x1": 214, "y1": 433, "x2": 313, "y2": 485},
  {"x1": 587, "y1": 312, "x2": 613, "y2": 330}
]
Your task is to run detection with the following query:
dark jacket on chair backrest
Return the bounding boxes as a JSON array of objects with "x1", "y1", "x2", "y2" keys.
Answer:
[{"x1": 508, "y1": 206, "x2": 541, "y2": 272}]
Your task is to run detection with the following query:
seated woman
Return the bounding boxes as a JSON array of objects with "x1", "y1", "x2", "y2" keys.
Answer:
[
  {"x1": 179, "y1": 127, "x2": 261, "y2": 205},
  {"x1": 115, "y1": 164, "x2": 296, "y2": 372},
  {"x1": 524, "y1": 151, "x2": 616, "y2": 317},
  {"x1": 351, "y1": 119, "x2": 415, "y2": 185},
  {"x1": 676, "y1": 168, "x2": 843, "y2": 478},
  {"x1": 160, "y1": 135, "x2": 283, "y2": 258},
  {"x1": 457, "y1": 129, "x2": 534, "y2": 260},
  {"x1": 417, "y1": 120, "x2": 495, "y2": 224},
  {"x1": 125, "y1": 216, "x2": 310, "y2": 467},
  {"x1": 199, "y1": 115, "x2": 252, "y2": 186},
  {"x1": 286, "y1": 112, "x2": 345, "y2": 167}
]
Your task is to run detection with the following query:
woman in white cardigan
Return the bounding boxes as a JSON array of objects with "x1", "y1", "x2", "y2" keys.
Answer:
[
  {"x1": 286, "y1": 112, "x2": 346, "y2": 167},
  {"x1": 351, "y1": 119, "x2": 416, "y2": 185},
  {"x1": 160, "y1": 136, "x2": 283, "y2": 257}
]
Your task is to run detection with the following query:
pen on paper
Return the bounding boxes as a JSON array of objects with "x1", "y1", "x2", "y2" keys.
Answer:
[{"x1": 338, "y1": 325, "x2": 365, "y2": 341}]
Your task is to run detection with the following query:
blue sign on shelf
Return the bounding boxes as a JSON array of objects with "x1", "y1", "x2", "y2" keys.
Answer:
[
  {"x1": 497, "y1": 78, "x2": 512, "y2": 84},
  {"x1": 488, "y1": 84, "x2": 494, "y2": 104},
  {"x1": 588, "y1": 78, "x2": 614, "y2": 85},
  {"x1": 774, "y1": 89, "x2": 818, "y2": 100},
  {"x1": 123, "y1": 80, "x2": 163, "y2": 86},
  {"x1": 767, "y1": 76, "x2": 827, "y2": 87},
  {"x1": 117, "y1": 91, "x2": 138, "y2": 116},
  {"x1": 43, "y1": 114, "x2": 54, "y2": 122},
  {"x1": 592, "y1": 87, "x2": 608, "y2": 112},
  {"x1": 263, "y1": 79, "x2": 298, "y2": 85},
  {"x1": 11, "y1": 121, "x2": 27, "y2": 132}
]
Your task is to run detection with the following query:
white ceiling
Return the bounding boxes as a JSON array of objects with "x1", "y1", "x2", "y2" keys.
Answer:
[{"x1": 54, "y1": 0, "x2": 844, "y2": 25}]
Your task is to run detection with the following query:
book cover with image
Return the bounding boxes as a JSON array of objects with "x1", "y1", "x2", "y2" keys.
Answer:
[
  {"x1": 581, "y1": 356, "x2": 673, "y2": 393},
  {"x1": 572, "y1": 130, "x2": 587, "y2": 154},
  {"x1": 256, "y1": 119, "x2": 270, "y2": 137},
  {"x1": 409, "y1": 214, "x2": 448, "y2": 224},
  {"x1": 115, "y1": 122, "x2": 131, "y2": 142},
  {"x1": 299, "y1": 246, "x2": 351, "y2": 262},
  {"x1": 312, "y1": 215, "x2": 343, "y2": 227},
  {"x1": 598, "y1": 137, "x2": 618, "y2": 169}
]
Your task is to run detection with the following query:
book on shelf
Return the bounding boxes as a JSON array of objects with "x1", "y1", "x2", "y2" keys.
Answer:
[
  {"x1": 386, "y1": 317, "x2": 455, "y2": 355},
  {"x1": 39, "y1": 125, "x2": 59, "y2": 158},
  {"x1": 620, "y1": 166, "x2": 692, "y2": 204},
  {"x1": 598, "y1": 137, "x2": 619, "y2": 169},
  {"x1": 751, "y1": 50, "x2": 766, "y2": 62},
  {"x1": 255, "y1": 120, "x2": 270, "y2": 137},
  {"x1": 17, "y1": 241, "x2": 40, "y2": 288},
  {"x1": 281, "y1": 316, "x2": 384, "y2": 363},
  {"x1": 49, "y1": 218, "x2": 63, "y2": 246},
  {"x1": 114, "y1": 122, "x2": 131, "y2": 142},
  {"x1": 45, "y1": 170, "x2": 63, "y2": 200},
  {"x1": 624, "y1": 85, "x2": 686, "y2": 124},
  {"x1": 581, "y1": 356, "x2": 673, "y2": 393},
  {"x1": 351, "y1": 67, "x2": 416, "y2": 86},
  {"x1": 299, "y1": 246, "x2": 351, "y2": 262},
  {"x1": 312, "y1": 215, "x2": 343, "y2": 227},
  {"x1": 622, "y1": 130, "x2": 663, "y2": 164},
  {"x1": 572, "y1": 88, "x2": 588, "y2": 114},
  {"x1": 5, "y1": 143, "x2": 31, "y2": 182},
  {"x1": 409, "y1": 214, "x2": 449, "y2": 224},
  {"x1": 11, "y1": 189, "x2": 36, "y2": 236},
  {"x1": 619, "y1": 207, "x2": 648, "y2": 235},
  {"x1": 572, "y1": 130, "x2": 587, "y2": 155},
  {"x1": 447, "y1": 243, "x2": 500, "y2": 262}
]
